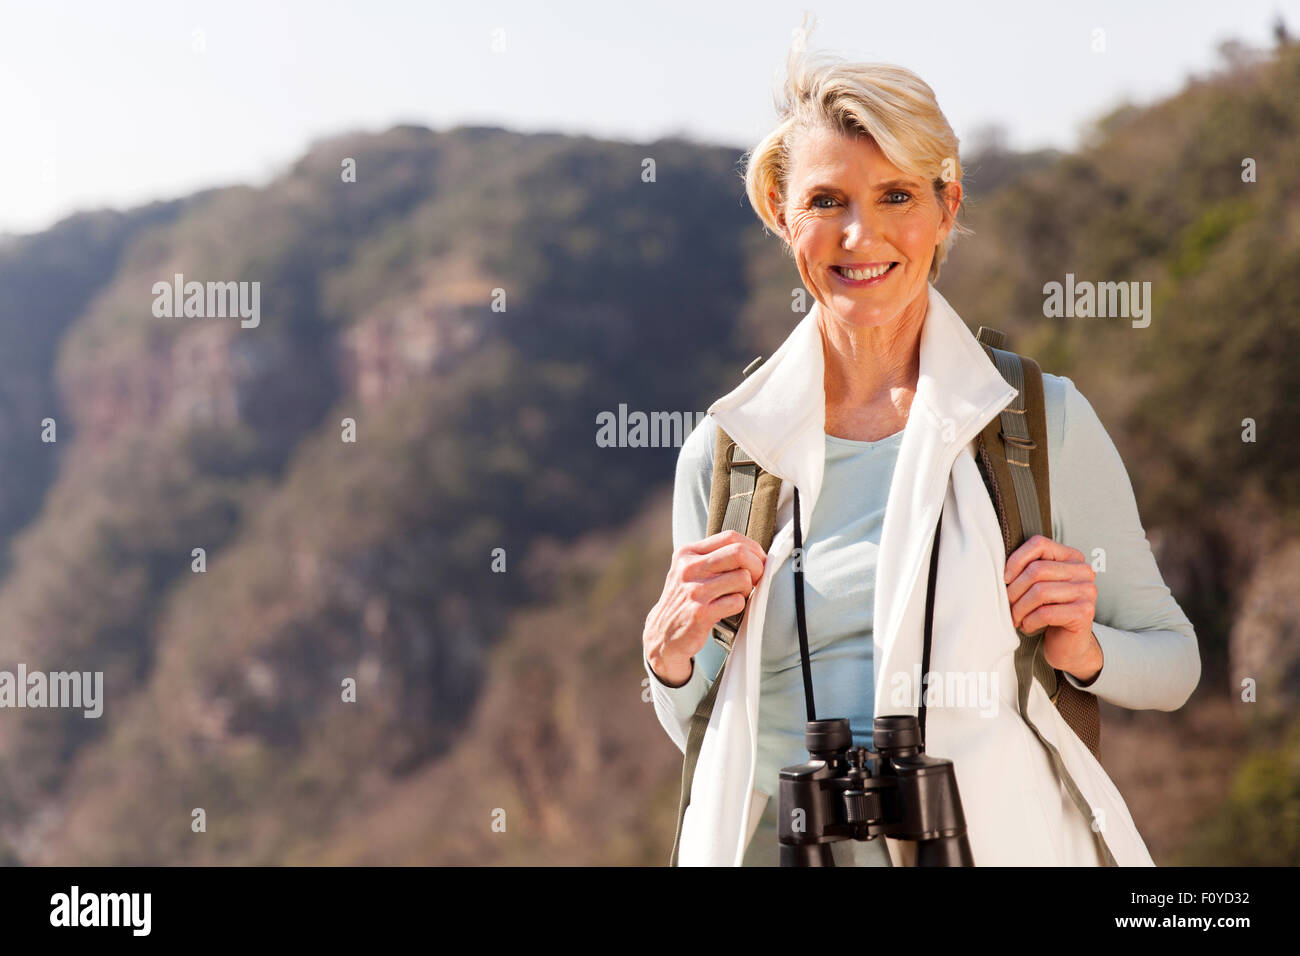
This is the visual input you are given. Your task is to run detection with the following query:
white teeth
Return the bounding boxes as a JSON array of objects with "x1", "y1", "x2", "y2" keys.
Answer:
[{"x1": 839, "y1": 263, "x2": 893, "y2": 280}]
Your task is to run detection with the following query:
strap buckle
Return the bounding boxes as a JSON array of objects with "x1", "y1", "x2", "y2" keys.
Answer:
[
  {"x1": 999, "y1": 431, "x2": 1036, "y2": 451},
  {"x1": 711, "y1": 621, "x2": 738, "y2": 652},
  {"x1": 729, "y1": 445, "x2": 758, "y2": 468}
]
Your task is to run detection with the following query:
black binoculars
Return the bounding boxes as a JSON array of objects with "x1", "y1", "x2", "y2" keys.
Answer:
[{"x1": 777, "y1": 714, "x2": 974, "y2": 866}]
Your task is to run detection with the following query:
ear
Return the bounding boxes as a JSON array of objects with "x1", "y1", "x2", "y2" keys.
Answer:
[
  {"x1": 936, "y1": 180, "x2": 963, "y2": 243},
  {"x1": 766, "y1": 190, "x2": 789, "y2": 241}
]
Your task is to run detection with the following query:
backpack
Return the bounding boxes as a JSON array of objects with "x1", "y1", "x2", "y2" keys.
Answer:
[{"x1": 668, "y1": 327, "x2": 1101, "y2": 864}]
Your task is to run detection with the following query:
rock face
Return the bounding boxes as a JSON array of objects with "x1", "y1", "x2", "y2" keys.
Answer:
[
  {"x1": 1229, "y1": 539, "x2": 1300, "y2": 717},
  {"x1": 0, "y1": 122, "x2": 763, "y2": 866},
  {"x1": 5, "y1": 35, "x2": 1300, "y2": 865},
  {"x1": 337, "y1": 260, "x2": 487, "y2": 410}
]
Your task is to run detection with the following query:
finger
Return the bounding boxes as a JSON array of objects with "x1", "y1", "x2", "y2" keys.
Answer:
[
  {"x1": 1009, "y1": 580, "x2": 1095, "y2": 628},
  {"x1": 703, "y1": 590, "x2": 747, "y2": 625},
  {"x1": 695, "y1": 541, "x2": 765, "y2": 582},
  {"x1": 1006, "y1": 560, "x2": 1096, "y2": 606},
  {"x1": 689, "y1": 529, "x2": 764, "y2": 559},
  {"x1": 693, "y1": 567, "x2": 756, "y2": 605},
  {"x1": 1003, "y1": 535, "x2": 1085, "y2": 584},
  {"x1": 1003, "y1": 534, "x2": 1049, "y2": 585},
  {"x1": 1019, "y1": 599, "x2": 1094, "y2": 635}
]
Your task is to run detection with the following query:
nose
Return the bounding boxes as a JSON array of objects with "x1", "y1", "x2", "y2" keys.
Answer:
[{"x1": 840, "y1": 201, "x2": 878, "y2": 249}]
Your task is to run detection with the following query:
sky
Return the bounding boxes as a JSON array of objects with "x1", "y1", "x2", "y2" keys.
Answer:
[{"x1": 2, "y1": 0, "x2": 1296, "y2": 235}]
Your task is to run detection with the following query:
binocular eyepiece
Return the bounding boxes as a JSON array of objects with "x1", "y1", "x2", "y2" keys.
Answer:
[{"x1": 777, "y1": 714, "x2": 974, "y2": 866}]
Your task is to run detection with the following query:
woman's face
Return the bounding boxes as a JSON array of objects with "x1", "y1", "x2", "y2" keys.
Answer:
[{"x1": 771, "y1": 125, "x2": 961, "y2": 331}]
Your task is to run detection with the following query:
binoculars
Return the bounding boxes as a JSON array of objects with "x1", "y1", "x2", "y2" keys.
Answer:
[{"x1": 777, "y1": 714, "x2": 975, "y2": 866}]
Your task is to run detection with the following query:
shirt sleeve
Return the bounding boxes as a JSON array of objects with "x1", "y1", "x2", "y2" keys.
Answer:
[
  {"x1": 643, "y1": 414, "x2": 728, "y2": 754},
  {"x1": 1045, "y1": 374, "x2": 1201, "y2": 711}
]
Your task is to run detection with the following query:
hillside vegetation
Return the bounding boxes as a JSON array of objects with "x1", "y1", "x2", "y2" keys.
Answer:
[{"x1": 0, "y1": 41, "x2": 1297, "y2": 865}]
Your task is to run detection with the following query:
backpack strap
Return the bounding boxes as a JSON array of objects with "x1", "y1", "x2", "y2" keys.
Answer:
[
  {"x1": 975, "y1": 327, "x2": 1113, "y2": 865},
  {"x1": 670, "y1": 359, "x2": 780, "y2": 866},
  {"x1": 975, "y1": 328, "x2": 1059, "y2": 695},
  {"x1": 973, "y1": 327, "x2": 1101, "y2": 753},
  {"x1": 705, "y1": 427, "x2": 782, "y2": 639},
  {"x1": 973, "y1": 327, "x2": 1052, "y2": 546}
]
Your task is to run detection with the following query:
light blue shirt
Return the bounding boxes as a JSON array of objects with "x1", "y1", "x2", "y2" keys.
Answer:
[
  {"x1": 646, "y1": 373, "x2": 1201, "y2": 865},
  {"x1": 754, "y1": 428, "x2": 903, "y2": 796}
]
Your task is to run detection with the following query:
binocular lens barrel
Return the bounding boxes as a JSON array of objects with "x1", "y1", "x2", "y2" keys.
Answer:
[
  {"x1": 779, "y1": 842, "x2": 836, "y2": 866},
  {"x1": 777, "y1": 714, "x2": 974, "y2": 867}
]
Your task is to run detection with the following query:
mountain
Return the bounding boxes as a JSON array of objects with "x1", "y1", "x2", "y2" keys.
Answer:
[{"x1": 1, "y1": 40, "x2": 1298, "y2": 866}]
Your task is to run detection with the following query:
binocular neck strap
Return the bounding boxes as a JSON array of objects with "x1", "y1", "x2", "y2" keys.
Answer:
[
  {"x1": 791, "y1": 488, "x2": 817, "y2": 723},
  {"x1": 790, "y1": 488, "x2": 944, "y2": 749},
  {"x1": 918, "y1": 510, "x2": 943, "y2": 750}
]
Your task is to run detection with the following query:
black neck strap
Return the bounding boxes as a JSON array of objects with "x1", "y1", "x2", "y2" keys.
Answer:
[
  {"x1": 791, "y1": 487, "x2": 943, "y2": 749},
  {"x1": 918, "y1": 510, "x2": 943, "y2": 749},
  {"x1": 791, "y1": 488, "x2": 817, "y2": 723}
]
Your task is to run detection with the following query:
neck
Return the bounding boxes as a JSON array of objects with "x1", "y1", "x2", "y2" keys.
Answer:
[{"x1": 819, "y1": 292, "x2": 927, "y2": 411}]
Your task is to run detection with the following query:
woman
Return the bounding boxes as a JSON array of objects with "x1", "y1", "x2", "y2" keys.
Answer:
[{"x1": 641, "y1": 34, "x2": 1200, "y2": 866}]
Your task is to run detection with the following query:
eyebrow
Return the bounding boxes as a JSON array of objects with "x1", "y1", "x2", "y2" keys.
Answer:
[{"x1": 799, "y1": 178, "x2": 921, "y2": 197}]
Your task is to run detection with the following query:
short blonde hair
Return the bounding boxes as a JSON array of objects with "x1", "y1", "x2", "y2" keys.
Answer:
[{"x1": 743, "y1": 16, "x2": 971, "y2": 283}]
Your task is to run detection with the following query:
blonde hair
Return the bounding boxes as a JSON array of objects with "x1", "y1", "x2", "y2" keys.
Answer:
[{"x1": 743, "y1": 14, "x2": 971, "y2": 283}]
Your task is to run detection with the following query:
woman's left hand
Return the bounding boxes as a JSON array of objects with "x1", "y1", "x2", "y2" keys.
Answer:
[{"x1": 1003, "y1": 535, "x2": 1103, "y2": 683}]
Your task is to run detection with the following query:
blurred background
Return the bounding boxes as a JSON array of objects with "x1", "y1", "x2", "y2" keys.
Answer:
[{"x1": 0, "y1": 0, "x2": 1298, "y2": 865}]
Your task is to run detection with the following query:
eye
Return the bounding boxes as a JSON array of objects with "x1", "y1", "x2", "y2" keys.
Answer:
[
  {"x1": 884, "y1": 190, "x2": 912, "y2": 204},
  {"x1": 810, "y1": 194, "x2": 839, "y2": 209}
]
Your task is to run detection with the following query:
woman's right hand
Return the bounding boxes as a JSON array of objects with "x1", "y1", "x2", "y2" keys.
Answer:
[{"x1": 643, "y1": 530, "x2": 768, "y2": 687}]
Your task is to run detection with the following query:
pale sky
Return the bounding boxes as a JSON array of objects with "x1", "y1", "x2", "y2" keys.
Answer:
[{"x1": 2, "y1": 0, "x2": 1295, "y2": 235}]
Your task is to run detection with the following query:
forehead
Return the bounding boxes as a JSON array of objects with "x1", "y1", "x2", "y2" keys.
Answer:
[{"x1": 787, "y1": 126, "x2": 916, "y2": 187}]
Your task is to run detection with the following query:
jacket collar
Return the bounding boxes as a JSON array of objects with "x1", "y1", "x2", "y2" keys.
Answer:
[{"x1": 707, "y1": 283, "x2": 1016, "y2": 525}]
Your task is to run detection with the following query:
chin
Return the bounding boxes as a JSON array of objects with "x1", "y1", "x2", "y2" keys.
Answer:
[{"x1": 828, "y1": 297, "x2": 907, "y2": 328}]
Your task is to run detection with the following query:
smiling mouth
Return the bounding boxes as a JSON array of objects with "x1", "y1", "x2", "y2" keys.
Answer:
[{"x1": 832, "y1": 262, "x2": 899, "y2": 281}]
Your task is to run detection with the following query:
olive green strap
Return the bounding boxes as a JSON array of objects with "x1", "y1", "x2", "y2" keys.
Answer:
[
  {"x1": 978, "y1": 329, "x2": 1113, "y2": 863},
  {"x1": 668, "y1": 647, "x2": 732, "y2": 866},
  {"x1": 1014, "y1": 626, "x2": 1118, "y2": 866},
  {"x1": 715, "y1": 446, "x2": 759, "y2": 635},
  {"x1": 670, "y1": 435, "x2": 763, "y2": 865},
  {"x1": 984, "y1": 344, "x2": 1042, "y2": 540}
]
